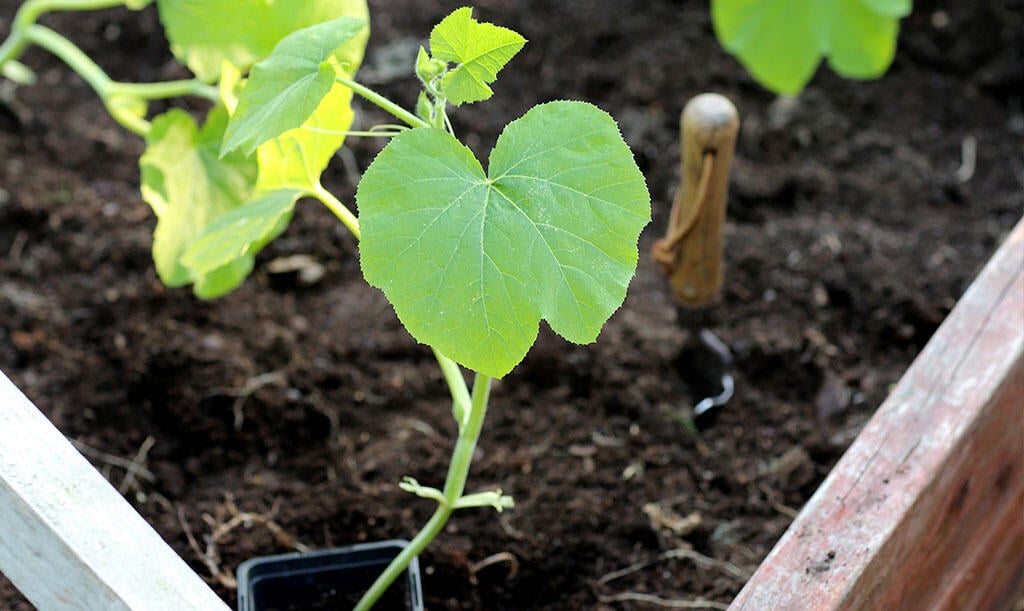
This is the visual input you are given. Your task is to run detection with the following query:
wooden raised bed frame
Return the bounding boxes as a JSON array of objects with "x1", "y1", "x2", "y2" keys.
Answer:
[
  {"x1": 0, "y1": 372, "x2": 229, "y2": 610},
  {"x1": 731, "y1": 216, "x2": 1024, "y2": 610},
  {"x1": 2, "y1": 217, "x2": 1022, "y2": 608}
]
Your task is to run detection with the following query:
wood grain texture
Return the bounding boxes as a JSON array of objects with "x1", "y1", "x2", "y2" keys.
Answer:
[
  {"x1": 0, "y1": 372, "x2": 229, "y2": 610},
  {"x1": 730, "y1": 216, "x2": 1024, "y2": 611}
]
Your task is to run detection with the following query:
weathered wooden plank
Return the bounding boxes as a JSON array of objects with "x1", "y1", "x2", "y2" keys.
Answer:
[
  {"x1": 0, "y1": 372, "x2": 229, "y2": 610},
  {"x1": 730, "y1": 216, "x2": 1024, "y2": 610}
]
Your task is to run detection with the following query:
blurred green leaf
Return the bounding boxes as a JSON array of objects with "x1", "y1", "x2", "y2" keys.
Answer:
[
  {"x1": 711, "y1": 0, "x2": 909, "y2": 94},
  {"x1": 156, "y1": 0, "x2": 369, "y2": 81},
  {"x1": 139, "y1": 107, "x2": 259, "y2": 298},
  {"x1": 182, "y1": 188, "x2": 301, "y2": 275}
]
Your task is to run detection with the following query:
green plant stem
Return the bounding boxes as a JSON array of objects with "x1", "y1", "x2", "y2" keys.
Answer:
[
  {"x1": 310, "y1": 187, "x2": 473, "y2": 436},
  {"x1": 23, "y1": 24, "x2": 218, "y2": 103},
  {"x1": 433, "y1": 348, "x2": 471, "y2": 429},
  {"x1": 307, "y1": 190, "x2": 472, "y2": 443},
  {"x1": 108, "y1": 79, "x2": 219, "y2": 102},
  {"x1": 335, "y1": 74, "x2": 430, "y2": 130},
  {"x1": 23, "y1": 25, "x2": 109, "y2": 94},
  {"x1": 0, "y1": 0, "x2": 125, "y2": 72},
  {"x1": 302, "y1": 127, "x2": 405, "y2": 138},
  {"x1": 354, "y1": 372, "x2": 493, "y2": 611},
  {"x1": 312, "y1": 183, "x2": 360, "y2": 240},
  {"x1": 16, "y1": 25, "x2": 216, "y2": 136}
]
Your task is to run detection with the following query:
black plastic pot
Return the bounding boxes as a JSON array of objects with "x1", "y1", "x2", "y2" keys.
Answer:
[{"x1": 237, "y1": 540, "x2": 423, "y2": 611}]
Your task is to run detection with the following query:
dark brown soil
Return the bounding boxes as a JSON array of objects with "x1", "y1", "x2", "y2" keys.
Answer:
[{"x1": 2, "y1": 1, "x2": 1022, "y2": 609}]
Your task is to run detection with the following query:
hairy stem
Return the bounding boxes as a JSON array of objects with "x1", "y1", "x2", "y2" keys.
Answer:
[
  {"x1": 354, "y1": 373, "x2": 493, "y2": 611},
  {"x1": 443, "y1": 374, "x2": 492, "y2": 499},
  {"x1": 335, "y1": 74, "x2": 430, "y2": 130},
  {"x1": 16, "y1": 0, "x2": 125, "y2": 26}
]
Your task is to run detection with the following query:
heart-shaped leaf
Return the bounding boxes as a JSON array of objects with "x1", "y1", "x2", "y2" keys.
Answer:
[
  {"x1": 359, "y1": 101, "x2": 650, "y2": 377},
  {"x1": 221, "y1": 16, "x2": 366, "y2": 156},
  {"x1": 429, "y1": 7, "x2": 526, "y2": 105}
]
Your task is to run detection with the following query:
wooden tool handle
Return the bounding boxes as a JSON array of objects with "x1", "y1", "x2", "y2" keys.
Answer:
[{"x1": 654, "y1": 93, "x2": 739, "y2": 308}]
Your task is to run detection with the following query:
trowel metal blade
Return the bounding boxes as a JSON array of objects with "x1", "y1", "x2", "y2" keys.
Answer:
[{"x1": 674, "y1": 327, "x2": 734, "y2": 427}]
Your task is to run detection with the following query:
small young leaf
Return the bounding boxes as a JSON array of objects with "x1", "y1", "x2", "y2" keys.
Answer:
[
  {"x1": 182, "y1": 189, "x2": 301, "y2": 275},
  {"x1": 221, "y1": 16, "x2": 366, "y2": 156},
  {"x1": 157, "y1": 0, "x2": 369, "y2": 82},
  {"x1": 429, "y1": 7, "x2": 526, "y2": 105},
  {"x1": 139, "y1": 107, "x2": 258, "y2": 296},
  {"x1": 711, "y1": 0, "x2": 909, "y2": 95},
  {"x1": 255, "y1": 83, "x2": 355, "y2": 192},
  {"x1": 416, "y1": 46, "x2": 442, "y2": 82},
  {"x1": 359, "y1": 101, "x2": 650, "y2": 377}
]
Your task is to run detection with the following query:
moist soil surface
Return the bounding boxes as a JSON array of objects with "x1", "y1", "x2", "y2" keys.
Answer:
[{"x1": 1, "y1": 1, "x2": 1022, "y2": 609}]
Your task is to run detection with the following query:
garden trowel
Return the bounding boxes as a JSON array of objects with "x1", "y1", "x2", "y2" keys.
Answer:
[{"x1": 652, "y1": 93, "x2": 739, "y2": 427}]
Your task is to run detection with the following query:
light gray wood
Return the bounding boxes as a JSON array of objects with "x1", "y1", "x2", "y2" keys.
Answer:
[{"x1": 0, "y1": 371, "x2": 228, "y2": 610}]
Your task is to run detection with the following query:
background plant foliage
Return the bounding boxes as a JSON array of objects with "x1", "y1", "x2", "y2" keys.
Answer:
[
  {"x1": 145, "y1": 5, "x2": 369, "y2": 298},
  {"x1": 711, "y1": 0, "x2": 912, "y2": 94}
]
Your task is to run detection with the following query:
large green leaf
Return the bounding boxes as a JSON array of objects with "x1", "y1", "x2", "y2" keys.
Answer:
[
  {"x1": 156, "y1": 0, "x2": 369, "y2": 82},
  {"x1": 221, "y1": 16, "x2": 366, "y2": 157},
  {"x1": 139, "y1": 107, "x2": 258, "y2": 298},
  {"x1": 711, "y1": 0, "x2": 910, "y2": 95},
  {"x1": 429, "y1": 6, "x2": 526, "y2": 105},
  {"x1": 182, "y1": 189, "x2": 301, "y2": 275},
  {"x1": 359, "y1": 101, "x2": 650, "y2": 377}
]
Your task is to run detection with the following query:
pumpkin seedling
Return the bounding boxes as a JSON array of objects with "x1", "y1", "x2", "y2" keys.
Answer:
[{"x1": 2, "y1": 4, "x2": 651, "y2": 608}]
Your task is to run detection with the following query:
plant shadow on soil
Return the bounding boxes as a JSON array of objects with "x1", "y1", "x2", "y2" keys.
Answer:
[{"x1": 1, "y1": 0, "x2": 1022, "y2": 609}]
